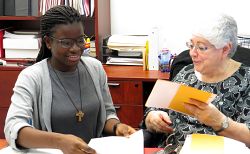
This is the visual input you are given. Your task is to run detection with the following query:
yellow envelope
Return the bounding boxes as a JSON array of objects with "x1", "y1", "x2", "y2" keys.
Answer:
[
  {"x1": 145, "y1": 79, "x2": 216, "y2": 115},
  {"x1": 191, "y1": 134, "x2": 224, "y2": 154}
]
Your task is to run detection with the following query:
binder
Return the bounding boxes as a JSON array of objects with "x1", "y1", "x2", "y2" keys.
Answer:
[
  {"x1": 16, "y1": 0, "x2": 31, "y2": 16},
  {"x1": 4, "y1": 0, "x2": 15, "y2": 15},
  {"x1": 0, "y1": 0, "x2": 3, "y2": 15},
  {"x1": 31, "y1": 0, "x2": 39, "y2": 16},
  {"x1": 4, "y1": 0, "x2": 31, "y2": 16}
]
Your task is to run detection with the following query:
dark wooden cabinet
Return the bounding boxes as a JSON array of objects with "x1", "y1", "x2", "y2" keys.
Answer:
[
  {"x1": 0, "y1": 66, "x2": 23, "y2": 138},
  {"x1": 108, "y1": 80, "x2": 143, "y2": 128},
  {"x1": 0, "y1": 109, "x2": 8, "y2": 139}
]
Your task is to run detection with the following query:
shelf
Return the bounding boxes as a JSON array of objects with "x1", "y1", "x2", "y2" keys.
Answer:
[{"x1": 0, "y1": 16, "x2": 40, "y2": 20}]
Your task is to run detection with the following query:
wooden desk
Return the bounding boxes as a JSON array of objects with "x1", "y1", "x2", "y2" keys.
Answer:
[
  {"x1": 103, "y1": 65, "x2": 169, "y2": 81},
  {"x1": 0, "y1": 139, "x2": 161, "y2": 153},
  {"x1": 0, "y1": 139, "x2": 7, "y2": 149}
]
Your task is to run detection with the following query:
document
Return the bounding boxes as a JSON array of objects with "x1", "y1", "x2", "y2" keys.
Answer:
[
  {"x1": 145, "y1": 80, "x2": 216, "y2": 115},
  {"x1": 106, "y1": 57, "x2": 143, "y2": 66},
  {"x1": 88, "y1": 130, "x2": 144, "y2": 154},
  {"x1": 0, "y1": 146, "x2": 63, "y2": 154},
  {"x1": 179, "y1": 134, "x2": 250, "y2": 154}
]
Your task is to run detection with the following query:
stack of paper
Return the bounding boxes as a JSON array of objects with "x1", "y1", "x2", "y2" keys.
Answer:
[
  {"x1": 107, "y1": 35, "x2": 148, "y2": 51},
  {"x1": 88, "y1": 130, "x2": 144, "y2": 154},
  {"x1": 180, "y1": 134, "x2": 250, "y2": 154},
  {"x1": 106, "y1": 57, "x2": 143, "y2": 66},
  {"x1": 3, "y1": 31, "x2": 41, "y2": 59},
  {"x1": 106, "y1": 35, "x2": 147, "y2": 66}
]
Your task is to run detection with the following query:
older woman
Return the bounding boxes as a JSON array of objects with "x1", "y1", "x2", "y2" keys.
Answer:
[{"x1": 142, "y1": 14, "x2": 250, "y2": 148}]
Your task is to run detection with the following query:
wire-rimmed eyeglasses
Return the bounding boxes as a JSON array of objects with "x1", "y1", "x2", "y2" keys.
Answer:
[
  {"x1": 186, "y1": 42, "x2": 210, "y2": 52},
  {"x1": 49, "y1": 36, "x2": 86, "y2": 49}
]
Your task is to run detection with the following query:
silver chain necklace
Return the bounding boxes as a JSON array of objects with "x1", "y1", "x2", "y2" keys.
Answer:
[{"x1": 51, "y1": 64, "x2": 84, "y2": 122}]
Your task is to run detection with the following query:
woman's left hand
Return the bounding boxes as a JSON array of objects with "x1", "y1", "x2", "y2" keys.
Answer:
[
  {"x1": 115, "y1": 123, "x2": 136, "y2": 137},
  {"x1": 184, "y1": 99, "x2": 225, "y2": 128}
]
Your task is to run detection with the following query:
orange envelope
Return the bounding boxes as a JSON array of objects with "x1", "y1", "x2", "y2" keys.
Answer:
[{"x1": 145, "y1": 79, "x2": 216, "y2": 115}]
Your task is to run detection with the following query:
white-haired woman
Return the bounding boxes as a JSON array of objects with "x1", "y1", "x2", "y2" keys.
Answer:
[{"x1": 141, "y1": 14, "x2": 250, "y2": 148}]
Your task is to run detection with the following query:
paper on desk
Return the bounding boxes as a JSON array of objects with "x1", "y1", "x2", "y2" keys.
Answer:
[
  {"x1": 145, "y1": 80, "x2": 217, "y2": 116},
  {"x1": 179, "y1": 134, "x2": 250, "y2": 154},
  {"x1": 88, "y1": 130, "x2": 144, "y2": 154},
  {"x1": 0, "y1": 146, "x2": 63, "y2": 154}
]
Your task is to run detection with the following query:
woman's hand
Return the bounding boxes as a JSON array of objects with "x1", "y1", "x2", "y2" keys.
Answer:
[
  {"x1": 115, "y1": 123, "x2": 136, "y2": 137},
  {"x1": 145, "y1": 110, "x2": 173, "y2": 133},
  {"x1": 184, "y1": 98, "x2": 225, "y2": 129},
  {"x1": 58, "y1": 134, "x2": 96, "y2": 154}
]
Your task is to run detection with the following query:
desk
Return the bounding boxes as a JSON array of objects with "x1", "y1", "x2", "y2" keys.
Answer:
[
  {"x1": 103, "y1": 65, "x2": 169, "y2": 81},
  {"x1": 0, "y1": 139, "x2": 161, "y2": 153},
  {"x1": 0, "y1": 139, "x2": 7, "y2": 149}
]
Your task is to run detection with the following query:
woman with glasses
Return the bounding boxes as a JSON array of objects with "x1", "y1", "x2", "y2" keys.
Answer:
[
  {"x1": 4, "y1": 5, "x2": 135, "y2": 154},
  {"x1": 141, "y1": 14, "x2": 250, "y2": 149}
]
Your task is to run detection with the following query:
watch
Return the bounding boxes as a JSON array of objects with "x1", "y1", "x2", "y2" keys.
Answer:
[{"x1": 215, "y1": 117, "x2": 229, "y2": 134}]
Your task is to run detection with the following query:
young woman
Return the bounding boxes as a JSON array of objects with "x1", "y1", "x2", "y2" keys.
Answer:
[{"x1": 4, "y1": 5, "x2": 135, "y2": 154}]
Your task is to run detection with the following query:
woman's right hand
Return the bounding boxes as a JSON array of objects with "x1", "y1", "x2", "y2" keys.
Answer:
[
  {"x1": 145, "y1": 110, "x2": 173, "y2": 133},
  {"x1": 58, "y1": 134, "x2": 96, "y2": 154}
]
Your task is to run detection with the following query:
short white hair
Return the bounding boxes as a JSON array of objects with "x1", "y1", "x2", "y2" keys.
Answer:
[{"x1": 192, "y1": 14, "x2": 238, "y2": 58}]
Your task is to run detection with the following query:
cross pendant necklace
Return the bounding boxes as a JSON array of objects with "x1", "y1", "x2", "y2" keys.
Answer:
[
  {"x1": 76, "y1": 111, "x2": 84, "y2": 122},
  {"x1": 51, "y1": 63, "x2": 84, "y2": 122}
]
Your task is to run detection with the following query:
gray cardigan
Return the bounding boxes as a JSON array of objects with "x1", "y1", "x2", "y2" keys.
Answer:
[{"x1": 4, "y1": 56, "x2": 118, "y2": 150}]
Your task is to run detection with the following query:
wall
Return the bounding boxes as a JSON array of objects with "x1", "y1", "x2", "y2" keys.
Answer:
[{"x1": 110, "y1": 0, "x2": 250, "y2": 54}]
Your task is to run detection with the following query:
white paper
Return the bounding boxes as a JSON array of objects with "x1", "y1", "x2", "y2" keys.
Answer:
[
  {"x1": 108, "y1": 35, "x2": 148, "y2": 47},
  {"x1": 88, "y1": 130, "x2": 144, "y2": 154},
  {"x1": 4, "y1": 31, "x2": 37, "y2": 39},
  {"x1": 0, "y1": 146, "x2": 63, "y2": 154},
  {"x1": 106, "y1": 57, "x2": 143, "y2": 66}
]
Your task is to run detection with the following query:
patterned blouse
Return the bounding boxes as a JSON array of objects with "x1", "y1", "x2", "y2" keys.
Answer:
[{"x1": 143, "y1": 63, "x2": 250, "y2": 147}]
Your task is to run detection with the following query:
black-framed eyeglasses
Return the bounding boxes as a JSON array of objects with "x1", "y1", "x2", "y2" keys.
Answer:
[
  {"x1": 49, "y1": 36, "x2": 85, "y2": 49},
  {"x1": 186, "y1": 42, "x2": 210, "y2": 52}
]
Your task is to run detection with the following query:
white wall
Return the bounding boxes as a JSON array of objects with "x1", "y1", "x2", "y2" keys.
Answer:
[{"x1": 110, "y1": 0, "x2": 250, "y2": 54}]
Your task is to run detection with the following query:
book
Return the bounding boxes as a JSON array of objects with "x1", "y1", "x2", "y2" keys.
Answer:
[
  {"x1": 145, "y1": 79, "x2": 217, "y2": 116},
  {"x1": 0, "y1": 0, "x2": 3, "y2": 15}
]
